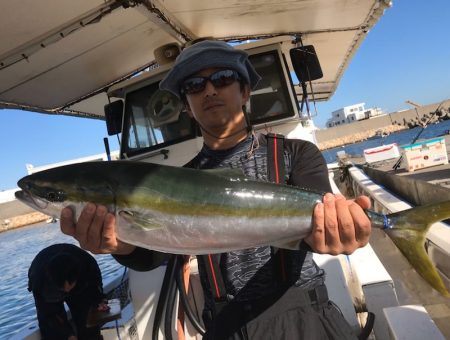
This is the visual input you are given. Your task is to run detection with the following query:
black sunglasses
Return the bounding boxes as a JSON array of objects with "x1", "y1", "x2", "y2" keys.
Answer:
[{"x1": 180, "y1": 69, "x2": 241, "y2": 95}]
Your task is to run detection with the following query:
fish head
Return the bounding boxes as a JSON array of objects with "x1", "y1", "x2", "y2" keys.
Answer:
[
  {"x1": 15, "y1": 162, "x2": 117, "y2": 218},
  {"x1": 15, "y1": 173, "x2": 72, "y2": 217}
]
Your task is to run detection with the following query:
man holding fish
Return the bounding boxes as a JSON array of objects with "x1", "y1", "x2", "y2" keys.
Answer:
[{"x1": 60, "y1": 40, "x2": 372, "y2": 339}]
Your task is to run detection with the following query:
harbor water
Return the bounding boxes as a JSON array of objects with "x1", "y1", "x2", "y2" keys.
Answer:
[
  {"x1": 321, "y1": 119, "x2": 450, "y2": 164},
  {"x1": 1, "y1": 120, "x2": 449, "y2": 339},
  {"x1": 0, "y1": 222, "x2": 122, "y2": 339}
]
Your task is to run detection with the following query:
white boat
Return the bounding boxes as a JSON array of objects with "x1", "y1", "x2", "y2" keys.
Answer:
[{"x1": 2, "y1": 1, "x2": 449, "y2": 339}]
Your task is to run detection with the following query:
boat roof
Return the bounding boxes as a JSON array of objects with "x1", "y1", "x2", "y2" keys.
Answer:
[{"x1": 0, "y1": 0, "x2": 391, "y2": 119}]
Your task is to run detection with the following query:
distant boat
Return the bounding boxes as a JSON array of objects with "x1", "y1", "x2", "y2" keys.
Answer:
[
  {"x1": 367, "y1": 129, "x2": 389, "y2": 140},
  {"x1": 46, "y1": 217, "x2": 58, "y2": 224}
]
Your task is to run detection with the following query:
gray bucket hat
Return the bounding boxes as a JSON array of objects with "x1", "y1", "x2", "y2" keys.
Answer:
[{"x1": 159, "y1": 40, "x2": 261, "y2": 98}]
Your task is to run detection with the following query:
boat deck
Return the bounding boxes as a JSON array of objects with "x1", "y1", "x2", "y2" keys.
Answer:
[
  {"x1": 369, "y1": 228, "x2": 450, "y2": 337},
  {"x1": 337, "y1": 134, "x2": 450, "y2": 337},
  {"x1": 364, "y1": 134, "x2": 450, "y2": 187}
]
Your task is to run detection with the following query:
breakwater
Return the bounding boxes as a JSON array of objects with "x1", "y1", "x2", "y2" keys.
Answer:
[
  {"x1": 316, "y1": 99, "x2": 450, "y2": 150},
  {"x1": 317, "y1": 124, "x2": 406, "y2": 150},
  {"x1": 0, "y1": 199, "x2": 49, "y2": 232},
  {"x1": 1, "y1": 212, "x2": 50, "y2": 232}
]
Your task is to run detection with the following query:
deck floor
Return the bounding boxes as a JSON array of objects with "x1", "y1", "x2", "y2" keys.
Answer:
[
  {"x1": 340, "y1": 134, "x2": 450, "y2": 337},
  {"x1": 364, "y1": 134, "x2": 450, "y2": 188}
]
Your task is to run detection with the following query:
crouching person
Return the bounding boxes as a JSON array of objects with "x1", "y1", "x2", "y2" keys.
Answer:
[{"x1": 28, "y1": 243, "x2": 108, "y2": 340}]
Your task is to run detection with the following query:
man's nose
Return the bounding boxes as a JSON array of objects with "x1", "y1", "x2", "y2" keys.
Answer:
[{"x1": 203, "y1": 80, "x2": 218, "y2": 97}]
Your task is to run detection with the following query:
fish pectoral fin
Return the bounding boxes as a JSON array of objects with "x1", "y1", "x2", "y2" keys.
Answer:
[
  {"x1": 118, "y1": 210, "x2": 165, "y2": 230},
  {"x1": 271, "y1": 239, "x2": 301, "y2": 250}
]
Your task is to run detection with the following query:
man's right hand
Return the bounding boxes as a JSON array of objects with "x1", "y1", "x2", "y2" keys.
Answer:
[{"x1": 60, "y1": 203, "x2": 136, "y2": 255}]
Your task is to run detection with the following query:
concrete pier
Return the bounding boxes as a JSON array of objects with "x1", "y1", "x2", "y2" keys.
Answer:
[
  {"x1": 316, "y1": 99, "x2": 450, "y2": 149},
  {"x1": 0, "y1": 199, "x2": 49, "y2": 232}
]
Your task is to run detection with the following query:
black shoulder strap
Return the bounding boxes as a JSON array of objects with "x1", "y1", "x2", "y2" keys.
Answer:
[
  {"x1": 266, "y1": 133, "x2": 288, "y2": 282},
  {"x1": 197, "y1": 254, "x2": 227, "y2": 303}
]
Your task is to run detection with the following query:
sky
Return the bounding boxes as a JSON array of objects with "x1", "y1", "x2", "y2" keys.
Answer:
[
  {"x1": 315, "y1": 0, "x2": 450, "y2": 122},
  {"x1": 1, "y1": 0, "x2": 450, "y2": 191}
]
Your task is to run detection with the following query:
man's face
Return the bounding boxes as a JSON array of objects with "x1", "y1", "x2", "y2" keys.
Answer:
[{"x1": 184, "y1": 67, "x2": 250, "y2": 133}]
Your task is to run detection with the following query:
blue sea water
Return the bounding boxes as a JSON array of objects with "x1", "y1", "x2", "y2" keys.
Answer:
[
  {"x1": 0, "y1": 222, "x2": 122, "y2": 339},
  {"x1": 321, "y1": 119, "x2": 450, "y2": 164}
]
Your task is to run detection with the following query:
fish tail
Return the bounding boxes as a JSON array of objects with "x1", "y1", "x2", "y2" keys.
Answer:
[
  {"x1": 383, "y1": 201, "x2": 450, "y2": 297},
  {"x1": 388, "y1": 200, "x2": 450, "y2": 232}
]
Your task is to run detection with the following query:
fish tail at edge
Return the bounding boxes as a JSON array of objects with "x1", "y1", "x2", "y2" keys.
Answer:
[{"x1": 385, "y1": 200, "x2": 450, "y2": 297}]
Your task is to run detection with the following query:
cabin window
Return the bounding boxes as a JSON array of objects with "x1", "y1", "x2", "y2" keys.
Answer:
[
  {"x1": 246, "y1": 50, "x2": 295, "y2": 125},
  {"x1": 122, "y1": 81, "x2": 196, "y2": 156}
]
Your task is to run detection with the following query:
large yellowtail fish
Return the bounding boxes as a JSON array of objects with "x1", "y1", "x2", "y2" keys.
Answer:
[{"x1": 15, "y1": 161, "x2": 450, "y2": 296}]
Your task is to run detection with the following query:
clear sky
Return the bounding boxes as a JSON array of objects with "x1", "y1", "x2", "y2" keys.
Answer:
[
  {"x1": 315, "y1": 0, "x2": 450, "y2": 124},
  {"x1": 1, "y1": 0, "x2": 450, "y2": 191}
]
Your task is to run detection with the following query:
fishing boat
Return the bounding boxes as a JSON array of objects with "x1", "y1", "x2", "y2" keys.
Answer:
[
  {"x1": 367, "y1": 129, "x2": 390, "y2": 140},
  {"x1": 2, "y1": 0, "x2": 449, "y2": 339}
]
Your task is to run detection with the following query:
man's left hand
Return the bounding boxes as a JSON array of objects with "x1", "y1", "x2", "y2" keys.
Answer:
[
  {"x1": 305, "y1": 193, "x2": 371, "y2": 255},
  {"x1": 97, "y1": 300, "x2": 110, "y2": 312}
]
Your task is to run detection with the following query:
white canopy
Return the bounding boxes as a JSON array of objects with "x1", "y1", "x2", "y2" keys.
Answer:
[{"x1": 0, "y1": 0, "x2": 391, "y2": 118}]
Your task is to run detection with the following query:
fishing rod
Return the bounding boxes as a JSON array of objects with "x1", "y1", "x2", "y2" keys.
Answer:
[{"x1": 392, "y1": 99, "x2": 448, "y2": 170}]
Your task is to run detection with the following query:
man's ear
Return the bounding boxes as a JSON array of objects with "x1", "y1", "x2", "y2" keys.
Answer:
[
  {"x1": 184, "y1": 101, "x2": 194, "y2": 118},
  {"x1": 241, "y1": 85, "x2": 251, "y2": 104}
]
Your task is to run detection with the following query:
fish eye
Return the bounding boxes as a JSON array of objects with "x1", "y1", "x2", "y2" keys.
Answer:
[
  {"x1": 45, "y1": 190, "x2": 65, "y2": 202},
  {"x1": 46, "y1": 191, "x2": 57, "y2": 201}
]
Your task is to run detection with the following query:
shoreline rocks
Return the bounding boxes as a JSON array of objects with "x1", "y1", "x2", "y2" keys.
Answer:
[
  {"x1": 317, "y1": 124, "x2": 407, "y2": 150},
  {"x1": 1, "y1": 212, "x2": 50, "y2": 233}
]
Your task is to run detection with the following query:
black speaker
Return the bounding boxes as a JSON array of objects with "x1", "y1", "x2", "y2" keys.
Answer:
[
  {"x1": 290, "y1": 45, "x2": 323, "y2": 82},
  {"x1": 104, "y1": 100, "x2": 124, "y2": 136}
]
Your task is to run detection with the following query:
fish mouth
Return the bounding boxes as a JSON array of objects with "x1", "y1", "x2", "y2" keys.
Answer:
[{"x1": 15, "y1": 189, "x2": 49, "y2": 211}]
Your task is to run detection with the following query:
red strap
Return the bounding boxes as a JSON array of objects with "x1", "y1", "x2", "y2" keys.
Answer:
[
  {"x1": 200, "y1": 133, "x2": 288, "y2": 302},
  {"x1": 267, "y1": 133, "x2": 287, "y2": 282},
  {"x1": 273, "y1": 137, "x2": 280, "y2": 184},
  {"x1": 207, "y1": 254, "x2": 222, "y2": 298}
]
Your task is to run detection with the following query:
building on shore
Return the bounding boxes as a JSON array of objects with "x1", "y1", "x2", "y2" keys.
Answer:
[{"x1": 326, "y1": 103, "x2": 384, "y2": 128}]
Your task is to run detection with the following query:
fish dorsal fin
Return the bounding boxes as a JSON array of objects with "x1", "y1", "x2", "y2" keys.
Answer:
[{"x1": 201, "y1": 168, "x2": 247, "y2": 181}]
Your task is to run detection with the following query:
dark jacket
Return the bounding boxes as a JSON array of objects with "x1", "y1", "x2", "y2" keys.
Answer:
[{"x1": 28, "y1": 243, "x2": 104, "y2": 305}]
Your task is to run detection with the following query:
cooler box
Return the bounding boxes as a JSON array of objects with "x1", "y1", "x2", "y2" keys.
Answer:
[
  {"x1": 363, "y1": 143, "x2": 400, "y2": 163},
  {"x1": 401, "y1": 137, "x2": 448, "y2": 172}
]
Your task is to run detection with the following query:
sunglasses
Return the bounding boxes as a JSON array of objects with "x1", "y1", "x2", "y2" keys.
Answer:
[{"x1": 180, "y1": 69, "x2": 241, "y2": 95}]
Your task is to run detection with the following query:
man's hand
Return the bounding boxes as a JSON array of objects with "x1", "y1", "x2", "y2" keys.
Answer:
[
  {"x1": 97, "y1": 300, "x2": 111, "y2": 312},
  {"x1": 60, "y1": 203, "x2": 136, "y2": 255},
  {"x1": 305, "y1": 193, "x2": 371, "y2": 255}
]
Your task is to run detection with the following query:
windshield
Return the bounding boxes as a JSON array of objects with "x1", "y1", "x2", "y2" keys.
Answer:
[
  {"x1": 122, "y1": 81, "x2": 195, "y2": 157},
  {"x1": 247, "y1": 50, "x2": 295, "y2": 124},
  {"x1": 121, "y1": 48, "x2": 295, "y2": 157}
]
